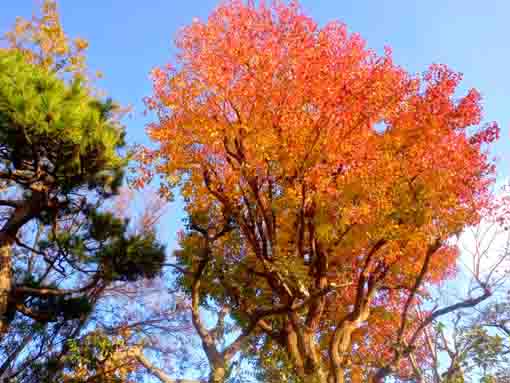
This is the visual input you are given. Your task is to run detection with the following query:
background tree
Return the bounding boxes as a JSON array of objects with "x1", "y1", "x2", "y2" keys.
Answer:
[
  {"x1": 382, "y1": 220, "x2": 510, "y2": 383},
  {"x1": 141, "y1": 1, "x2": 502, "y2": 382},
  {"x1": 0, "y1": 188, "x2": 192, "y2": 383},
  {"x1": 0, "y1": 1, "x2": 168, "y2": 381},
  {"x1": 3, "y1": 0, "x2": 90, "y2": 79}
]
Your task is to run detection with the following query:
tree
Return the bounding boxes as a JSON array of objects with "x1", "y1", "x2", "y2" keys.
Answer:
[
  {"x1": 382, "y1": 220, "x2": 510, "y2": 383},
  {"x1": 141, "y1": 1, "x2": 501, "y2": 382},
  {"x1": 3, "y1": 0, "x2": 90, "y2": 79},
  {"x1": 0, "y1": 188, "x2": 185, "y2": 383},
  {"x1": 476, "y1": 299, "x2": 510, "y2": 381},
  {"x1": 0, "y1": 1, "x2": 166, "y2": 379}
]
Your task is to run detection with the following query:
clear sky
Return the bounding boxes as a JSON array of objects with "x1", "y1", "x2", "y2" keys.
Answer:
[
  {"x1": 1, "y1": 0, "x2": 509, "y2": 245},
  {"x1": 1, "y1": 2, "x2": 508, "y2": 380}
]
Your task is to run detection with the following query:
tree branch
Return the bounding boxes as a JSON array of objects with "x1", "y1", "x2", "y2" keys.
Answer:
[
  {"x1": 134, "y1": 348, "x2": 205, "y2": 383},
  {"x1": 0, "y1": 200, "x2": 22, "y2": 208}
]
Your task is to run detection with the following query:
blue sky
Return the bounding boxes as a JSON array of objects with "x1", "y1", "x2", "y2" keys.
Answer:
[
  {"x1": 1, "y1": 2, "x2": 508, "y2": 380},
  {"x1": 1, "y1": 0, "x2": 509, "y2": 245}
]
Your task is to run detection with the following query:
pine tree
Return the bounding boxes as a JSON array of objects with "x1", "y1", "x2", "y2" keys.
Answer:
[{"x1": 0, "y1": 51, "x2": 165, "y2": 338}]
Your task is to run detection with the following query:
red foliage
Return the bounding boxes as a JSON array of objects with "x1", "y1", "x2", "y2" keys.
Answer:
[{"x1": 141, "y1": 0, "x2": 499, "y2": 379}]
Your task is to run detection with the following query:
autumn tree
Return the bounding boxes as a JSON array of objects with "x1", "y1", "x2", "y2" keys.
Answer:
[
  {"x1": 381, "y1": 220, "x2": 510, "y2": 383},
  {"x1": 405, "y1": 298, "x2": 510, "y2": 383},
  {"x1": 421, "y1": 313, "x2": 508, "y2": 382},
  {"x1": 0, "y1": 1, "x2": 167, "y2": 379},
  {"x1": 2, "y1": 0, "x2": 90, "y2": 79},
  {"x1": 475, "y1": 300, "x2": 510, "y2": 382},
  {"x1": 0, "y1": 188, "x2": 193, "y2": 383},
  {"x1": 142, "y1": 1, "x2": 501, "y2": 382}
]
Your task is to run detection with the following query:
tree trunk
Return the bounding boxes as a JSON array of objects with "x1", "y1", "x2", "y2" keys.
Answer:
[
  {"x1": 331, "y1": 323, "x2": 353, "y2": 383},
  {"x1": 286, "y1": 319, "x2": 306, "y2": 376},
  {"x1": 334, "y1": 370, "x2": 345, "y2": 383},
  {"x1": 0, "y1": 199, "x2": 42, "y2": 338},
  {"x1": 0, "y1": 236, "x2": 13, "y2": 336},
  {"x1": 286, "y1": 326, "x2": 329, "y2": 383},
  {"x1": 303, "y1": 330, "x2": 329, "y2": 383},
  {"x1": 208, "y1": 364, "x2": 226, "y2": 383},
  {"x1": 304, "y1": 370, "x2": 329, "y2": 383}
]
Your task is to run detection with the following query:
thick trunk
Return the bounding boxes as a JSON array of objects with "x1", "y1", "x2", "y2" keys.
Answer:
[
  {"x1": 303, "y1": 330, "x2": 328, "y2": 383},
  {"x1": 305, "y1": 370, "x2": 329, "y2": 383},
  {"x1": 330, "y1": 305, "x2": 372, "y2": 383},
  {"x1": 0, "y1": 198, "x2": 43, "y2": 338},
  {"x1": 286, "y1": 323, "x2": 306, "y2": 377},
  {"x1": 286, "y1": 320, "x2": 328, "y2": 383},
  {"x1": 330, "y1": 323, "x2": 355, "y2": 383},
  {"x1": 0, "y1": 237, "x2": 13, "y2": 336},
  {"x1": 208, "y1": 365, "x2": 226, "y2": 383},
  {"x1": 283, "y1": 265, "x2": 330, "y2": 383},
  {"x1": 334, "y1": 370, "x2": 345, "y2": 383},
  {"x1": 296, "y1": 371, "x2": 329, "y2": 383}
]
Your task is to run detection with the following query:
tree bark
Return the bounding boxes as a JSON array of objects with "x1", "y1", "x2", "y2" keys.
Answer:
[
  {"x1": 208, "y1": 364, "x2": 226, "y2": 383},
  {"x1": 330, "y1": 301, "x2": 373, "y2": 383},
  {"x1": 330, "y1": 322, "x2": 355, "y2": 383},
  {"x1": 285, "y1": 318, "x2": 329, "y2": 383},
  {"x1": 286, "y1": 319, "x2": 306, "y2": 376},
  {"x1": 0, "y1": 198, "x2": 43, "y2": 337},
  {"x1": 0, "y1": 235, "x2": 14, "y2": 336}
]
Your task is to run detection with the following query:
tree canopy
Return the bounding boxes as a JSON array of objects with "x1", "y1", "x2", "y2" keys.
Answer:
[
  {"x1": 1, "y1": 1, "x2": 509, "y2": 383},
  {"x1": 0, "y1": 2, "x2": 166, "y2": 381},
  {"x1": 141, "y1": 1, "x2": 502, "y2": 382}
]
